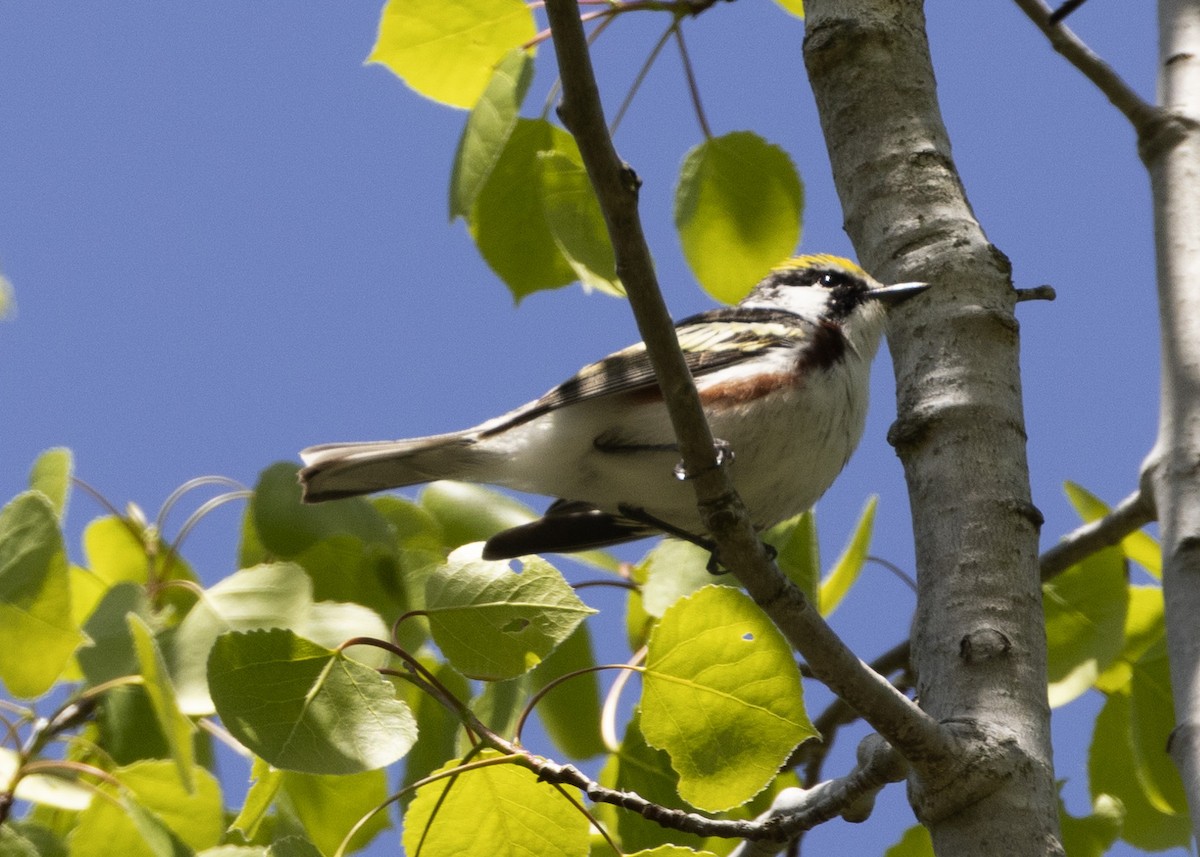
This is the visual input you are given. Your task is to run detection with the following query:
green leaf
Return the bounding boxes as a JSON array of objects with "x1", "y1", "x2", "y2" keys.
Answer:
[
  {"x1": 229, "y1": 757, "x2": 283, "y2": 842},
  {"x1": 83, "y1": 516, "x2": 151, "y2": 586},
  {"x1": 28, "y1": 448, "x2": 72, "y2": 520},
  {"x1": 818, "y1": 496, "x2": 877, "y2": 616},
  {"x1": 884, "y1": 824, "x2": 933, "y2": 856},
  {"x1": 403, "y1": 751, "x2": 590, "y2": 857},
  {"x1": 77, "y1": 582, "x2": 152, "y2": 686},
  {"x1": 419, "y1": 481, "x2": 536, "y2": 549},
  {"x1": 597, "y1": 713, "x2": 707, "y2": 853},
  {"x1": 1094, "y1": 584, "x2": 1164, "y2": 693},
  {"x1": 401, "y1": 657, "x2": 471, "y2": 801},
  {"x1": 425, "y1": 553, "x2": 596, "y2": 680},
  {"x1": 675, "y1": 131, "x2": 803, "y2": 303},
  {"x1": 627, "y1": 848, "x2": 722, "y2": 857},
  {"x1": 252, "y1": 462, "x2": 394, "y2": 558},
  {"x1": 0, "y1": 492, "x2": 84, "y2": 697},
  {"x1": 469, "y1": 118, "x2": 580, "y2": 300},
  {"x1": 70, "y1": 760, "x2": 222, "y2": 857},
  {"x1": 1089, "y1": 689, "x2": 1191, "y2": 850},
  {"x1": 1059, "y1": 792, "x2": 1124, "y2": 857},
  {"x1": 1043, "y1": 542, "x2": 1128, "y2": 708},
  {"x1": 97, "y1": 684, "x2": 173, "y2": 766},
  {"x1": 467, "y1": 673, "x2": 531, "y2": 750},
  {"x1": 641, "y1": 585, "x2": 816, "y2": 811},
  {"x1": 128, "y1": 614, "x2": 196, "y2": 791},
  {"x1": 0, "y1": 823, "x2": 67, "y2": 857},
  {"x1": 368, "y1": 0, "x2": 535, "y2": 109},
  {"x1": 0, "y1": 272, "x2": 13, "y2": 321},
  {"x1": 764, "y1": 510, "x2": 819, "y2": 604},
  {"x1": 1128, "y1": 640, "x2": 1187, "y2": 815},
  {"x1": 171, "y1": 562, "x2": 390, "y2": 715},
  {"x1": 1064, "y1": 482, "x2": 1160, "y2": 578},
  {"x1": 281, "y1": 769, "x2": 391, "y2": 855},
  {"x1": 267, "y1": 838, "x2": 323, "y2": 857},
  {"x1": 208, "y1": 628, "x2": 416, "y2": 774},
  {"x1": 529, "y1": 622, "x2": 605, "y2": 759},
  {"x1": 638, "y1": 538, "x2": 733, "y2": 618},
  {"x1": 0, "y1": 747, "x2": 93, "y2": 811},
  {"x1": 538, "y1": 151, "x2": 622, "y2": 296},
  {"x1": 450, "y1": 49, "x2": 533, "y2": 220}
]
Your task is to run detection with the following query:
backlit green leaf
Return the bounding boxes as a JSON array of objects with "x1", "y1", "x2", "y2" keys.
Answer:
[
  {"x1": 252, "y1": 462, "x2": 393, "y2": 558},
  {"x1": 171, "y1": 562, "x2": 390, "y2": 716},
  {"x1": 765, "y1": 510, "x2": 819, "y2": 604},
  {"x1": 425, "y1": 553, "x2": 596, "y2": 680},
  {"x1": 128, "y1": 614, "x2": 195, "y2": 791},
  {"x1": 638, "y1": 538, "x2": 731, "y2": 618},
  {"x1": 885, "y1": 824, "x2": 933, "y2": 856},
  {"x1": 469, "y1": 118, "x2": 579, "y2": 299},
  {"x1": 529, "y1": 622, "x2": 605, "y2": 759},
  {"x1": 28, "y1": 448, "x2": 72, "y2": 520},
  {"x1": 597, "y1": 713, "x2": 706, "y2": 853},
  {"x1": 281, "y1": 769, "x2": 391, "y2": 855},
  {"x1": 420, "y1": 481, "x2": 535, "y2": 549},
  {"x1": 675, "y1": 131, "x2": 803, "y2": 303},
  {"x1": 1058, "y1": 792, "x2": 1124, "y2": 857},
  {"x1": 208, "y1": 628, "x2": 416, "y2": 774},
  {"x1": 450, "y1": 49, "x2": 533, "y2": 220},
  {"x1": 1089, "y1": 689, "x2": 1191, "y2": 850},
  {"x1": 641, "y1": 585, "x2": 815, "y2": 811},
  {"x1": 1128, "y1": 640, "x2": 1187, "y2": 816},
  {"x1": 1094, "y1": 584, "x2": 1164, "y2": 694},
  {"x1": 70, "y1": 760, "x2": 222, "y2": 857},
  {"x1": 1043, "y1": 542, "x2": 1128, "y2": 708},
  {"x1": 819, "y1": 496, "x2": 877, "y2": 616},
  {"x1": 368, "y1": 0, "x2": 535, "y2": 108},
  {"x1": 403, "y1": 751, "x2": 589, "y2": 857},
  {"x1": 538, "y1": 151, "x2": 622, "y2": 296},
  {"x1": 0, "y1": 493, "x2": 83, "y2": 697}
]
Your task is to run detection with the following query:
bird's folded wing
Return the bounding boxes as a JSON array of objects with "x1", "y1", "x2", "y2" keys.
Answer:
[{"x1": 478, "y1": 307, "x2": 810, "y2": 437}]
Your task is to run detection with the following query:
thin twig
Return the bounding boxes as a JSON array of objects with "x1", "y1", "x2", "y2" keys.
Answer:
[
  {"x1": 674, "y1": 26, "x2": 712, "y2": 138},
  {"x1": 1039, "y1": 488, "x2": 1155, "y2": 580},
  {"x1": 1011, "y1": 0, "x2": 1161, "y2": 136}
]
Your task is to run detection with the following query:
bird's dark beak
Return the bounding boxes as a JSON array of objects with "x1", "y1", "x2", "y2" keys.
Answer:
[{"x1": 869, "y1": 281, "x2": 929, "y2": 306}]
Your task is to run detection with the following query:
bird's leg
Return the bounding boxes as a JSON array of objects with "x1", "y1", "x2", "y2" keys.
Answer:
[
  {"x1": 615, "y1": 499, "x2": 778, "y2": 576},
  {"x1": 617, "y1": 503, "x2": 715, "y2": 552},
  {"x1": 616, "y1": 502, "x2": 778, "y2": 575}
]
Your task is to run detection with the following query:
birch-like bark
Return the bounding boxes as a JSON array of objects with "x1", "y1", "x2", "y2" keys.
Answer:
[
  {"x1": 1144, "y1": 0, "x2": 1200, "y2": 837},
  {"x1": 802, "y1": 1, "x2": 1061, "y2": 853}
]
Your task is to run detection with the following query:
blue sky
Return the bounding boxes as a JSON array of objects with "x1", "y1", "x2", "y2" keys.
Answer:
[{"x1": 0, "y1": 3, "x2": 1168, "y2": 855}]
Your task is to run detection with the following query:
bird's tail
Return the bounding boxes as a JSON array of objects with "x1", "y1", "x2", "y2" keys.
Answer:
[{"x1": 298, "y1": 432, "x2": 483, "y2": 502}]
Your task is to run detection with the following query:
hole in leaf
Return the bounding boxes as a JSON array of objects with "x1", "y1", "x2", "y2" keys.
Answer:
[
  {"x1": 742, "y1": 632, "x2": 754, "y2": 642},
  {"x1": 502, "y1": 617, "x2": 531, "y2": 633}
]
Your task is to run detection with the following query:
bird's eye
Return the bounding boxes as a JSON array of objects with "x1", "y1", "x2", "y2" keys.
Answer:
[{"x1": 820, "y1": 273, "x2": 836, "y2": 287}]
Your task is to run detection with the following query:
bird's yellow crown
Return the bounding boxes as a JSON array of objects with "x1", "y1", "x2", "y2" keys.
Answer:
[{"x1": 771, "y1": 254, "x2": 867, "y2": 279}]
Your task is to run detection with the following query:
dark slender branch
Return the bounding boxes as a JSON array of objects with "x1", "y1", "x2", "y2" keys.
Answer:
[
  {"x1": 1047, "y1": 0, "x2": 1088, "y2": 24},
  {"x1": 674, "y1": 26, "x2": 712, "y2": 138},
  {"x1": 1039, "y1": 488, "x2": 1155, "y2": 580},
  {"x1": 543, "y1": 0, "x2": 953, "y2": 773}
]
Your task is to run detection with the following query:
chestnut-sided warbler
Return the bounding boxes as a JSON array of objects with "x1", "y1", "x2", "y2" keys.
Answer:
[{"x1": 299, "y1": 255, "x2": 927, "y2": 559}]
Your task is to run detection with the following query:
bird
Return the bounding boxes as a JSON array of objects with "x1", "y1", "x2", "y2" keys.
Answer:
[{"x1": 299, "y1": 255, "x2": 927, "y2": 560}]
